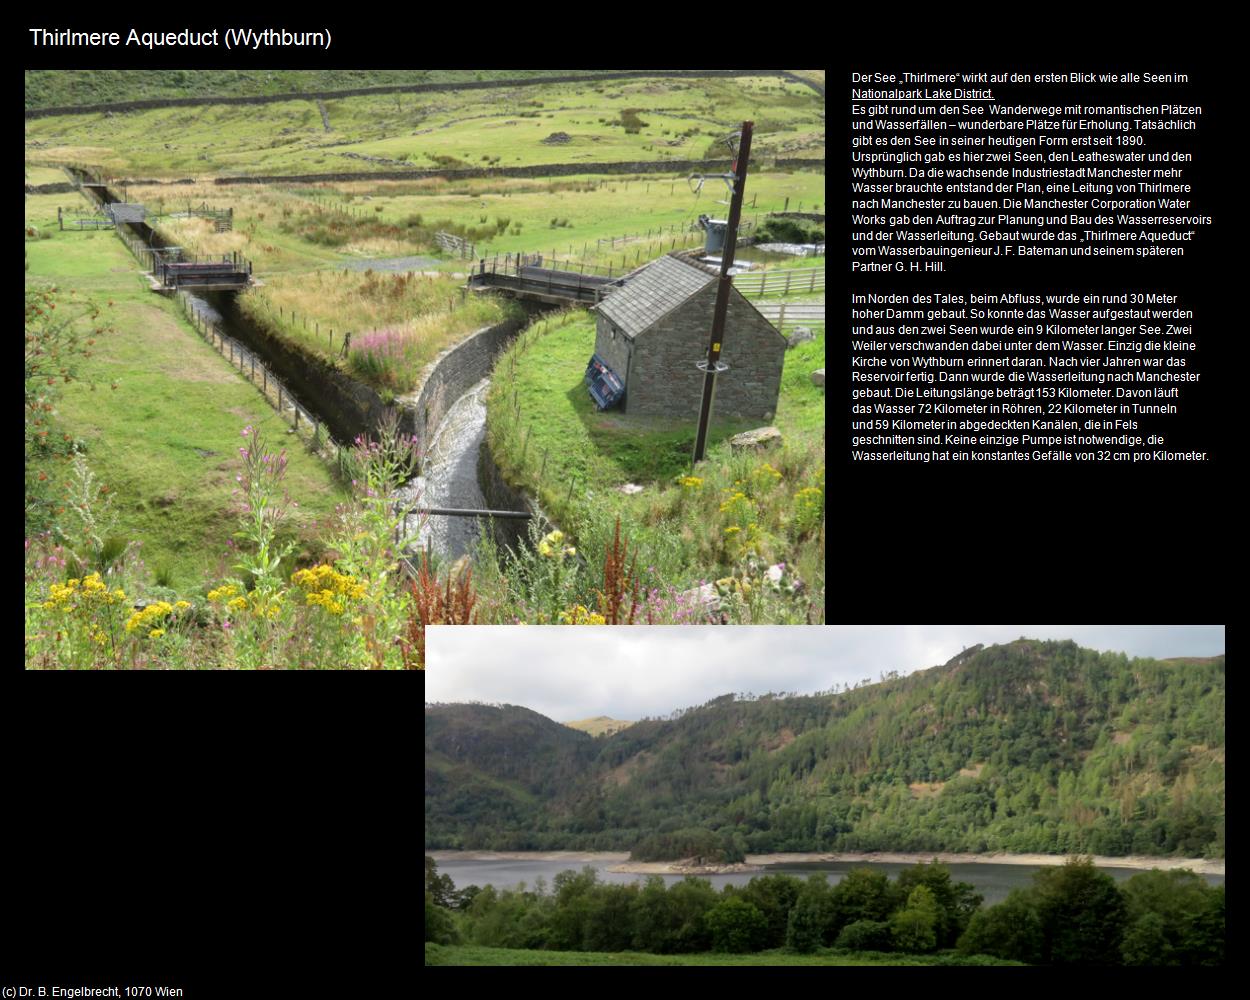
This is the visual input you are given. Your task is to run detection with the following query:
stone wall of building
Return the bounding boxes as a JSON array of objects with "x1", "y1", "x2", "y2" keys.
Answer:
[{"x1": 625, "y1": 285, "x2": 785, "y2": 421}]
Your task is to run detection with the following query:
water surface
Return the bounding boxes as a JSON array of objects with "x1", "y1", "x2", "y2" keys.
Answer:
[{"x1": 436, "y1": 858, "x2": 1224, "y2": 906}]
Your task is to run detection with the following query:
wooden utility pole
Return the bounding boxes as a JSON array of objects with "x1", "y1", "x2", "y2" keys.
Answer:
[{"x1": 692, "y1": 121, "x2": 753, "y2": 465}]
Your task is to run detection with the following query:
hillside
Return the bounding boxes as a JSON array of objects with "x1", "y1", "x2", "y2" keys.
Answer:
[
  {"x1": 23, "y1": 70, "x2": 609, "y2": 111},
  {"x1": 564, "y1": 717, "x2": 636, "y2": 737},
  {"x1": 423, "y1": 640, "x2": 1225, "y2": 857}
]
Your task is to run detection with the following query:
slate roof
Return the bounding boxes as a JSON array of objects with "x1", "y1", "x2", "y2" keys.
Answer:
[
  {"x1": 105, "y1": 203, "x2": 147, "y2": 224},
  {"x1": 596, "y1": 254, "x2": 717, "y2": 339}
]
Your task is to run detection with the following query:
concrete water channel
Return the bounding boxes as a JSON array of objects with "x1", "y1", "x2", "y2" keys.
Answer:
[{"x1": 72, "y1": 168, "x2": 540, "y2": 562}]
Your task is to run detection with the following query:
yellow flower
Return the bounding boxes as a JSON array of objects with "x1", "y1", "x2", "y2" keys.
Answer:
[
  {"x1": 207, "y1": 584, "x2": 240, "y2": 602},
  {"x1": 558, "y1": 604, "x2": 606, "y2": 625},
  {"x1": 175, "y1": 601, "x2": 191, "y2": 610},
  {"x1": 149, "y1": 628, "x2": 165, "y2": 638},
  {"x1": 227, "y1": 596, "x2": 248, "y2": 612}
]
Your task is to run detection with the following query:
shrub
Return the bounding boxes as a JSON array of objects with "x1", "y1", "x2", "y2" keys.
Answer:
[
  {"x1": 835, "y1": 919, "x2": 893, "y2": 952},
  {"x1": 956, "y1": 888, "x2": 1044, "y2": 964},
  {"x1": 705, "y1": 898, "x2": 767, "y2": 953}
]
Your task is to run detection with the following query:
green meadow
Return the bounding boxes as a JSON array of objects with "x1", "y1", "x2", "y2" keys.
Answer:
[
  {"x1": 24, "y1": 190, "x2": 347, "y2": 590},
  {"x1": 26, "y1": 75, "x2": 822, "y2": 178},
  {"x1": 424, "y1": 943, "x2": 1021, "y2": 966}
]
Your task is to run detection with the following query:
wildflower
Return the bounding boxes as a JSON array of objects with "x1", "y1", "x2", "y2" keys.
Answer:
[
  {"x1": 558, "y1": 605, "x2": 607, "y2": 625},
  {"x1": 149, "y1": 628, "x2": 165, "y2": 639},
  {"x1": 175, "y1": 601, "x2": 191, "y2": 610},
  {"x1": 678, "y1": 475, "x2": 703, "y2": 490},
  {"x1": 125, "y1": 601, "x2": 175, "y2": 634},
  {"x1": 207, "y1": 584, "x2": 240, "y2": 602}
]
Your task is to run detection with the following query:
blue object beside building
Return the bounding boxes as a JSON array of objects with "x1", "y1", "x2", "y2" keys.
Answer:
[{"x1": 585, "y1": 353, "x2": 625, "y2": 410}]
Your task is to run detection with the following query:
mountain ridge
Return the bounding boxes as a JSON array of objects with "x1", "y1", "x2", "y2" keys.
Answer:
[{"x1": 424, "y1": 640, "x2": 1225, "y2": 859}]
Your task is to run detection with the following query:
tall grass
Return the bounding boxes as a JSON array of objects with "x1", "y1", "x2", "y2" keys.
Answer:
[{"x1": 238, "y1": 269, "x2": 515, "y2": 392}]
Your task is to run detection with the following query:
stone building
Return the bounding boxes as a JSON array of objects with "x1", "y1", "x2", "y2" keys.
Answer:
[{"x1": 591, "y1": 254, "x2": 786, "y2": 420}]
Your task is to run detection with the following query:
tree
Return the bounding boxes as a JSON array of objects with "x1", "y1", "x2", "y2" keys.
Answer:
[
  {"x1": 1120, "y1": 869, "x2": 1224, "y2": 966},
  {"x1": 894, "y1": 861, "x2": 983, "y2": 947},
  {"x1": 785, "y1": 893, "x2": 826, "y2": 953},
  {"x1": 1033, "y1": 857, "x2": 1127, "y2": 965},
  {"x1": 829, "y1": 867, "x2": 893, "y2": 940},
  {"x1": 547, "y1": 866, "x2": 600, "y2": 951},
  {"x1": 582, "y1": 883, "x2": 638, "y2": 953},
  {"x1": 956, "y1": 888, "x2": 1043, "y2": 964},
  {"x1": 889, "y1": 885, "x2": 939, "y2": 953},
  {"x1": 705, "y1": 897, "x2": 768, "y2": 953},
  {"x1": 631, "y1": 875, "x2": 679, "y2": 953},
  {"x1": 424, "y1": 856, "x2": 455, "y2": 909},
  {"x1": 667, "y1": 876, "x2": 719, "y2": 952},
  {"x1": 739, "y1": 874, "x2": 803, "y2": 949},
  {"x1": 425, "y1": 891, "x2": 459, "y2": 945}
]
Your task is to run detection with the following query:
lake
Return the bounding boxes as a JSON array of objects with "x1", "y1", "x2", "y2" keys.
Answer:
[{"x1": 433, "y1": 858, "x2": 1224, "y2": 906}]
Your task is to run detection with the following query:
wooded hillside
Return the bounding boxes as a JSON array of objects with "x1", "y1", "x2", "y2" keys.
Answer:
[{"x1": 424, "y1": 640, "x2": 1225, "y2": 857}]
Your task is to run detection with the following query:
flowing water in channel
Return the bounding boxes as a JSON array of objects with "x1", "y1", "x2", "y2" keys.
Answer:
[{"x1": 395, "y1": 377, "x2": 492, "y2": 561}]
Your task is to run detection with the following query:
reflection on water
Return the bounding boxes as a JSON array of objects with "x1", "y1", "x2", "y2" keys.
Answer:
[{"x1": 435, "y1": 858, "x2": 1224, "y2": 907}]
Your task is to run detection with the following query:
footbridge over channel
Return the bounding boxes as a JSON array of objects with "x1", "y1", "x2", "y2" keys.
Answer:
[{"x1": 466, "y1": 253, "x2": 626, "y2": 305}]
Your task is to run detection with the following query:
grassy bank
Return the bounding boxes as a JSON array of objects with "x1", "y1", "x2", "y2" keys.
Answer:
[
  {"x1": 237, "y1": 269, "x2": 517, "y2": 395},
  {"x1": 480, "y1": 309, "x2": 824, "y2": 615},
  {"x1": 425, "y1": 943, "x2": 1022, "y2": 966}
]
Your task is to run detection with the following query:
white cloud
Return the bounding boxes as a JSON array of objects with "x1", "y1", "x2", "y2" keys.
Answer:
[{"x1": 424, "y1": 625, "x2": 1224, "y2": 722}]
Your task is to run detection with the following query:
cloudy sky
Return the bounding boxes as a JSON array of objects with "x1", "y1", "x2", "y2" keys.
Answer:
[{"x1": 424, "y1": 625, "x2": 1224, "y2": 722}]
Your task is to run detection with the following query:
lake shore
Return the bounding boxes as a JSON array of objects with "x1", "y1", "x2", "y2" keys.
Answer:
[
  {"x1": 747, "y1": 852, "x2": 1225, "y2": 875},
  {"x1": 427, "y1": 849, "x2": 1223, "y2": 876}
]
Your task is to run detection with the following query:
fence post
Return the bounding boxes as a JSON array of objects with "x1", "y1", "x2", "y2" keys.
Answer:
[
  {"x1": 778, "y1": 303, "x2": 786, "y2": 331},
  {"x1": 785, "y1": 271, "x2": 792, "y2": 295},
  {"x1": 810, "y1": 270, "x2": 816, "y2": 292}
]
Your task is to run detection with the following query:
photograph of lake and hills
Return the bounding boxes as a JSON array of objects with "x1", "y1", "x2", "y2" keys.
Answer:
[{"x1": 424, "y1": 626, "x2": 1225, "y2": 966}]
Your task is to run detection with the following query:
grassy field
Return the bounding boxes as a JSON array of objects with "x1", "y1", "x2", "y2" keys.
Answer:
[
  {"x1": 24, "y1": 190, "x2": 348, "y2": 591},
  {"x1": 126, "y1": 170, "x2": 823, "y2": 270},
  {"x1": 425, "y1": 944, "x2": 1023, "y2": 966},
  {"x1": 25, "y1": 75, "x2": 823, "y2": 178},
  {"x1": 24, "y1": 70, "x2": 642, "y2": 110},
  {"x1": 24, "y1": 163, "x2": 70, "y2": 185}
]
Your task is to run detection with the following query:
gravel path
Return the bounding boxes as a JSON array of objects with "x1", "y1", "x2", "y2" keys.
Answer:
[{"x1": 336, "y1": 255, "x2": 442, "y2": 272}]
